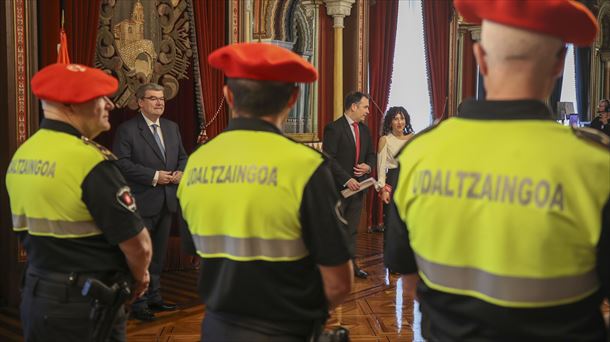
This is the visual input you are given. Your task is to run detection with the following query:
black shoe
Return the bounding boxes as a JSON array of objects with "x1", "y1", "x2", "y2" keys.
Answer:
[
  {"x1": 354, "y1": 268, "x2": 369, "y2": 279},
  {"x1": 131, "y1": 308, "x2": 156, "y2": 322},
  {"x1": 149, "y1": 301, "x2": 177, "y2": 312},
  {"x1": 369, "y1": 225, "x2": 385, "y2": 233}
]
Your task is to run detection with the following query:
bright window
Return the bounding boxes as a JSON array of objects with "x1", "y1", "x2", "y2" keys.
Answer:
[
  {"x1": 387, "y1": 0, "x2": 431, "y2": 133},
  {"x1": 560, "y1": 44, "x2": 577, "y2": 111}
]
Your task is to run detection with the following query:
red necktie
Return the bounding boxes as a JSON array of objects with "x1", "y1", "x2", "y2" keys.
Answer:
[{"x1": 352, "y1": 122, "x2": 360, "y2": 166}]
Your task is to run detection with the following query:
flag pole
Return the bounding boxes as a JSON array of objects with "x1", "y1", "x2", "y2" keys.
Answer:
[{"x1": 57, "y1": 10, "x2": 71, "y2": 64}]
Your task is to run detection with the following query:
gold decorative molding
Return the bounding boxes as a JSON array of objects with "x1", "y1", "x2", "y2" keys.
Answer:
[
  {"x1": 589, "y1": 0, "x2": 610, "y2": 120},
  {"x1": 468, "y1": 26, "x2": 481, "y2": 42},
  {"x1": 8, "y1": 0, "x2": 38, "y2": 263},
  {"x1": 448, "y1": 8, "x2": 460, "y2": 117},
  {"x1": 290, "y1": 132, "x2": 319, "y2": 142},
  {"x1": 357, "y1": 0, "x2": 364, "y2": 91},
  {"x1": 448, "y1": 10, "x2": 481, "y2": 116},
  {"x1": 230, "y1": 0, "x2": 241, "y2": 43},
  {"x1": 324, "y1": 0, "x2": 356, "y2": 118},
  {"x1": 14, "y1": 0, "x2": 29, "y2": 144},
  {"x1": 324, "y1": 0, "x2": 355, "y2": 28}
]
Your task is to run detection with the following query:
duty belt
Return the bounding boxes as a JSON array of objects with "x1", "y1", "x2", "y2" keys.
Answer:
[
  {"x1": 26, "y1": 266, "x2": 109, "y2": 286},
  {"x1": 24, "y1": 266, "x2": 121, "y2": 302}
]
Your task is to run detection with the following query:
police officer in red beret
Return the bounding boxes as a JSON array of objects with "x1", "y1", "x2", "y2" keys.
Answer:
[
  {"x1": 177, "y1": 43, "x2": 353, "y2": 341},
  {"x1": 385, "y1": 1, "x2": 610, "y2": 341},
  {"x1": 5, "y1": 63, "x2": 152, "y2": 341}
]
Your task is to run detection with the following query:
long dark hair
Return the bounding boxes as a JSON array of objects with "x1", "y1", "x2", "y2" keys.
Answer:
[
  {"x1": 599, "y1": 99, "x2": 610, "y2": 112},
  {"x1": 382, "y1": 106, "x2": 414, "y2": 136}
]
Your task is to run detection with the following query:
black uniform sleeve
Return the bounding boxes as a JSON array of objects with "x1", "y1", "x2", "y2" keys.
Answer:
[
  {"x1": 81, "y1": 161, "x2": 145, "y2": 245},
  {"x1": 300, "y1": 160, "x2": 351, "y2": 266},
  {"x1": 596, "y1": 197, "x2": 610, "y2": 302},
  {"x1": 384, "y1": 200, "x2": 418, "y2": 274}
]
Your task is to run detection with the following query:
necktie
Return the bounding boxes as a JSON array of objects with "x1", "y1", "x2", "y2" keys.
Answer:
[
  {"x1": 151, "y1": 124, "x2": 166, "y2": 160},
  {"x1": 352, "y1": 122, "x2": 360, "y2": 166}
]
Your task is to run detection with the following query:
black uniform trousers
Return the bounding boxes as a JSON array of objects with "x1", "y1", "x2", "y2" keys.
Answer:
[
  {"x1": 382, "y1": 168, "x2": 399, "y2": 225},
  {"x1": 20, "y1": 269, "x2": 126, "y2": 342},
  {"x1": 133, "y1": 206, "x2": 172, "y2": 311},
  {"x1": 201, "y1": 313, "x2": 309, "y2": 342},
  {"x1": 342, "y1": 191, "x2": 364, "y2": 258}
]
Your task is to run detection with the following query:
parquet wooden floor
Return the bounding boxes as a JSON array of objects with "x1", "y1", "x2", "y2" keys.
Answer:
[{"x1": 1, "y1": 232, "x2": 608, "y2": 341}]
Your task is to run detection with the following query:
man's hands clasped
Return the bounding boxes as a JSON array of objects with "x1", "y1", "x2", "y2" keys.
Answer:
[
  {"x1": 353, "y1": 163, "x2": 370, "y2": 177},
  {"x1": 157, "y1": 170, "x2": 183, "y2": 185}
]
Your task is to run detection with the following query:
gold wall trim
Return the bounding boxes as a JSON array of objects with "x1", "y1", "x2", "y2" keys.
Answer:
[
  {"x1": 14, "y1": 0, "x2": 29, "y2": 144},
  {"x1": 590, "y1": 1, "x2": 610, "y2": 121},
  {"x1": 9, "y1": 0, "x2": 38, "y2": 263},
  {"x1": 231, "y1": 0, "x2": 240, "y2": 43},
  {"x1": 447, "y1": 8, "x2": 459, "y2": 117},
  {"x1": 357, "y1": 0, "x2": 364, "y2": 90}
]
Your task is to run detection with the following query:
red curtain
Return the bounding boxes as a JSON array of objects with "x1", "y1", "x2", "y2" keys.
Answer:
[
  {"x1": 38, "y1": 0, "x2": 101, "y2": 67},
  {"x1": 423, "y1": 0, "x2": 451, "y2": 118},
  {"x1": 317, "y1": 5, "x2": 335, "y2": 138},
  {"x1": 38, "y1": 0, "x2": 62, "y2": 68},
  {"x1": 193, "y1": 0, "x2": 229, "y2": 140},
  {"x1": 461, "y1": 33, "x2": 477, "y2": 101},
  {"x1": 367, "y1": 0, "x2": 399, "y2": 228},
  {"x1": 64, "y1": 0, "x2": 102, "y2": 66}
]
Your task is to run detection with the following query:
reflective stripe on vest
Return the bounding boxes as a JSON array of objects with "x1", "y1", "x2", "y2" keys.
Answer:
[
  {"x1": 178, "y1": 130, "x2": 323, "y2": 262},
  {"x1": 12, "y1": 214, "x2": 101, "y2": 237},
  {"x1": 191, "y1": 234, "x2": 308, "y2": 261},
  {"x1": 416, "y1": 253, "x2": 599, "y2": 308}
]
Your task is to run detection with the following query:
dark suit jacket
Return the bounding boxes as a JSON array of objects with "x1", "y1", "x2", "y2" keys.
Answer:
[
  {"x1": 590, "y1": 116, "x2": 610, "y2": 136},
  {"x1": 112, "y1": 114, "x2": 188, "y2": 217},
  {"x1": 323, "y1": 115, "x2": 376, "y2": 189}
]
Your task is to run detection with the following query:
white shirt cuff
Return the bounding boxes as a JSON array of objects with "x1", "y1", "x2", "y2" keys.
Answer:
[{"x1": 152, "y1": 171, "x2": 159, "y2": 186}]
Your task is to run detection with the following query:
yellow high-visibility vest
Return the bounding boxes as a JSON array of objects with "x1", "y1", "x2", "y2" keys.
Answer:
[
  {"x1": 178, "y1": 129, "x2": 324, "y2": 262},
  {"x1": 6, "y1": 129, "x2": 107, "y2": 238},
  {"x1": 394, "y1": 118, "x2": 610, "y2": 308}
]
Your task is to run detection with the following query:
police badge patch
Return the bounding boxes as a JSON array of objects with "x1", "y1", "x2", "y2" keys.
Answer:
[{"x1": 116, "y1": 186, "x2": 137, "y2": 212}]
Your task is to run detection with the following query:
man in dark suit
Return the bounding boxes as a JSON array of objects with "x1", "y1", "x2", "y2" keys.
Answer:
[
  {"x1": 323, "y1": 91, "x2": 376, "y2": 279},
  {"x1": 113, "y1": 83, "x2": 188, "y2": 321}
]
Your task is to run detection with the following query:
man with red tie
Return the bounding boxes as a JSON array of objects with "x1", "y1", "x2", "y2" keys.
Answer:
[{"x1": 323, "y1": 91, "x2": 377, "y2": 279}]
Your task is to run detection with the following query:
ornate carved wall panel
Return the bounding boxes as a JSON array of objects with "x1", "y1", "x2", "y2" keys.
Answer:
[{"x1": 96, "y1": 0, "x2": 192, "y2": 109}]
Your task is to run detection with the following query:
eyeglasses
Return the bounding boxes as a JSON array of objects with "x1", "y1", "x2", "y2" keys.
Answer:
[{"x1": 142, "y1": 96, "x2": 165, "y2": 102}]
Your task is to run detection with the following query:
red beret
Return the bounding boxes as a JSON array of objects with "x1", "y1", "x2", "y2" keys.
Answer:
[
  {"x1": 454, "y1": 0, "x2": 598, "y2": 46},
  {"x1": 31, "y1": 63, "x2": 118, "y2": 104},
  {"x1": 208, "y1": 43, "x2": 318, "y2": 83}
]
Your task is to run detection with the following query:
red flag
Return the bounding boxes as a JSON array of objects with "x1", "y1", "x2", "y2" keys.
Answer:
[{"x1": 57, "y1": 28, "x2": 70, "y2": 64}]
